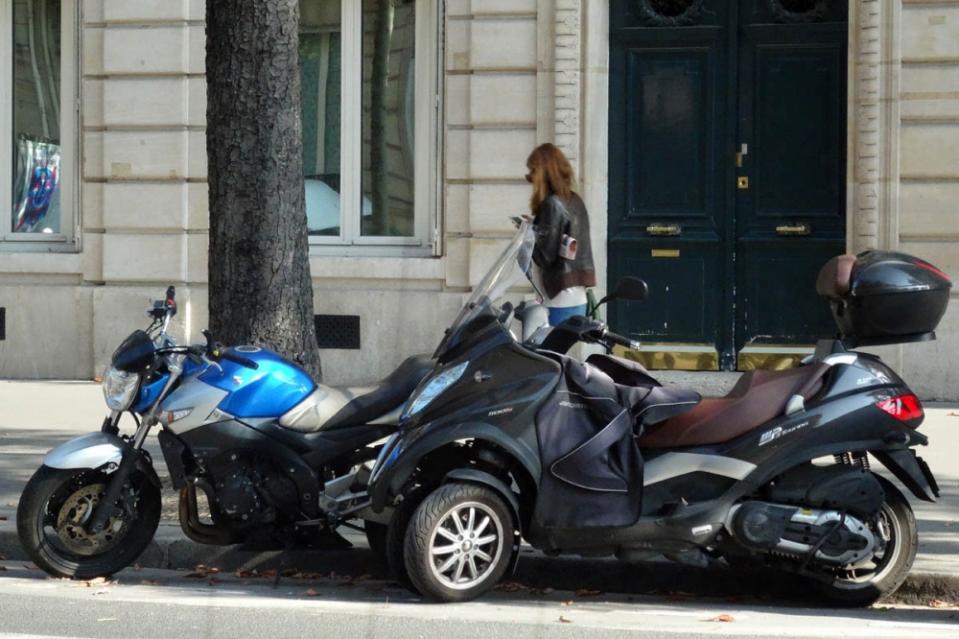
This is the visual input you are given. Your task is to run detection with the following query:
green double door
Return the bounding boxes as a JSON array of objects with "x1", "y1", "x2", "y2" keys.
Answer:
[{"x1": 608, "y1": 0, "x2": 848, "y2": 370}]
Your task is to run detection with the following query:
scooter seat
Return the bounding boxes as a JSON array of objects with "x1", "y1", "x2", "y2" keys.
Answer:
[
  {"x1": 637, "y1": 363, "x2": 830, "y2": 448},
  {"x1": 278, "y1": 354, "x2": 435, "y2": 433}
]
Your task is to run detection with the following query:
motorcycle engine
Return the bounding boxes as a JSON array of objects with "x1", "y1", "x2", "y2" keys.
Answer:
[{"x1": 208, "y1": 455, "x2": 299, "y2": 525}]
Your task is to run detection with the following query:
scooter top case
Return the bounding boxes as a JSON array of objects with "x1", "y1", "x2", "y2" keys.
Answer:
[{"x1": 817, "y1": 250, "x2": 951, "y2": 347}]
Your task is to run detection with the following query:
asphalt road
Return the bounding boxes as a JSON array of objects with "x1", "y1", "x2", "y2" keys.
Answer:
[{"x1": 0, "y1": 562, "x2": 956, "y2": 639}]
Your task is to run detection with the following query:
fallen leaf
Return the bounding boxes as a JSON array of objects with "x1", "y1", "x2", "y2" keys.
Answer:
[
  {"x1": 929, "y1": 599, "x2": 954, "y2": 609},
  {"x1": 495, "y1": 581, "x2": 527, "y2": 592},
  {"x1": 947, "y1": 411, "x2": 958, "y2": 416},
  {"x1": 304, "y1": 588, "x2": 321, "y2": 597},
  {"x1": 140, "y1": 579, "x2": 159, "y2": 586},
  {"x1": 561, "y1": 600, "x2": 574, "y2": 607},
  {"x1": 184, "y1": 565, "x2": 220, "y2": 579},
  {"x1": 558, "y1": 616, "x2": 573, "y2": 624},
  {"x1": 574, "y1": 589, "x2": 602, "y2": 597},
  {"x1": 0, "y1": 515, "x2": 7, "y2": 521},
  {"x1": 207, "y1": 577, "x2": 222, "y2": 586},
  {"x1": 82, "y1": 577, "x2": 113, "y2": 587},
  {"x1": 706, "y1": 614, "x2": 735, "y2": 623}
]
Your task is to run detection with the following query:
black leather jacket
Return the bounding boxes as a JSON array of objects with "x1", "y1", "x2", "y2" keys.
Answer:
[{"x1": 532, "y1": 193, "x2": 596, "y2": 299}]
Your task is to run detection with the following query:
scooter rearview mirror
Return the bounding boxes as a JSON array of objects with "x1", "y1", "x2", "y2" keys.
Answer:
[{"x1": 595, "y1": 276, "x2": 649, "y2": 309}]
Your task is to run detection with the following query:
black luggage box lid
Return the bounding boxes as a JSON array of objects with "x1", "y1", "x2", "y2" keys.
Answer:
[
  {"x1": 819, "y1": 250, "x2": 951, "y2": 348},
  {"x1": 848, "y1": 250, "x2": 951, "y2": 297}
]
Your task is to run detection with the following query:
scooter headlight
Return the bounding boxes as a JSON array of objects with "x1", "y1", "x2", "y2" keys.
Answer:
[
  {"x1": 402, "y1": 361, "x2": 469, "y2": 420},
  {"x1": 102, "y1": 366, "x2": 140, "y2": 411}
]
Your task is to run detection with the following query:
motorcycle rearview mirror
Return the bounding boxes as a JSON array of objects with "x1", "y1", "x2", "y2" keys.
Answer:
[{"x1": 595, "y1": 277, "x2": 649, "y2": 309}]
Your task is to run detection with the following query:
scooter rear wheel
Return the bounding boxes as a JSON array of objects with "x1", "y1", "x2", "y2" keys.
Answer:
[
  {"x1": 403, "y1": 483, "x2": 515, "y2": 602},
  {"x1": 17, "y1": 465, "x2": 161, "y2": 580},
  {"x1": 814, "y1": 476, "x2": 917, "y2": 606}
]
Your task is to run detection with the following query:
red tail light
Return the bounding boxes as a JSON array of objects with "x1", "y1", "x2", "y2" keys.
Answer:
[{"x1": 876, "y1": 393, "x2": 924, "y2": 425}]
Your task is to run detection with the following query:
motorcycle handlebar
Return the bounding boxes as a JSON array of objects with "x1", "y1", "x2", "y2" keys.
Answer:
[{"x1": 218, "y1": 349, "x2": 260, "y2": 370}]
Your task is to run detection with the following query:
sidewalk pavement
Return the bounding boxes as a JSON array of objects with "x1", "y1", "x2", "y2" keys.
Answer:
[{"x1": 1, "y1": 380, "x2": 957, "y2": 603}]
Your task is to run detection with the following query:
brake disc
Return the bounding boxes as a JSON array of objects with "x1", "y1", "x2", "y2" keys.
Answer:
[{"x1": 55, "y1": 483, "x2": 131, "y2": 556}]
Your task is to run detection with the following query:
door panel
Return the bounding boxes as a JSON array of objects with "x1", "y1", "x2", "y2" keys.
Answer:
[
  {"x1": 608, "y1": 2, "x2": 732, "y2": 363},
  {"x1": 608, "y1": 0, "x2": 847, "y2": 369},
  {"x1": 734, "y1": 5, "x2": 847, "y2": 354}
]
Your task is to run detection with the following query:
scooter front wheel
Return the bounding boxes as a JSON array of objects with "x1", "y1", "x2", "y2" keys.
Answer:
[
  {"x1": 17, "y1": 465, "x2": 161, "y2": 580},
  {"x1": 403, "y1": 483, "x2": 515, "y2": 602}
]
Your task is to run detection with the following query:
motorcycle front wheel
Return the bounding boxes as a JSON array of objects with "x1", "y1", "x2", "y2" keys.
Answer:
[{"x1": 17, "y1": 465, "x2": 161, "y2": 579}]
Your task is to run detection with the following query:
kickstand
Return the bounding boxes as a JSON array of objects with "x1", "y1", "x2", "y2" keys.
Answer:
[{"x1": 272, "y1": 539, "x2": 296, "y2": 589}]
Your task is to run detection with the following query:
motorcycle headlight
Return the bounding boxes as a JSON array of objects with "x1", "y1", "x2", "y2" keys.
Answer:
[
  {"x1": 402, "y1": 361, "x2": 469, "y2": 420},
  {"x1": 102, "y1": 366, "x2": 140, "y2": 411}
]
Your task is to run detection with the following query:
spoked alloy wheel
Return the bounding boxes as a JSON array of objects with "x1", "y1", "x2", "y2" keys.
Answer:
[
  {"x1": 428, "y1": 501, "x2": 503, "y2": 590},
  {"x1": 815, "y1": 476, "x2": 917, "y2": 606},
  {"x1": 17, "y1": 465, "x2": 161, "y2": 580},
  {"x1": 404, "y1": 483, "x2": 515, "y2": 602}
]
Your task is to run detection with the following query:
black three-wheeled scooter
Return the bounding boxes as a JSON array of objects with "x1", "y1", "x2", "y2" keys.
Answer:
[{"x1": 367, "y1": 222, "x2": 949, "y2": 604}]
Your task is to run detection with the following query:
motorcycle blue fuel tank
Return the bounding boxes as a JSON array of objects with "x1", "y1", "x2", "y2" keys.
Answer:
[{"x1": 198, "y1": 347, "x2": 316, "y2": 418}]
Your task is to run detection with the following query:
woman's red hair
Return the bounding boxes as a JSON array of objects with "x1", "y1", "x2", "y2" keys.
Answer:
[{"x1": 526, "y1": 143, "x2": 575, "y2": 213}]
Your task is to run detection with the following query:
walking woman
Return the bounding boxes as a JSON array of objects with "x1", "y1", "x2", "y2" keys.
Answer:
[{"x1": 525, "y1": 143, "x2": 597, "y2": 326}]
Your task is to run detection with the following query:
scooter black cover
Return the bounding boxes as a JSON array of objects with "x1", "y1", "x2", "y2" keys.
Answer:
[{"x1": 532, "y1": 354, "x2": 648, "y2": 528}]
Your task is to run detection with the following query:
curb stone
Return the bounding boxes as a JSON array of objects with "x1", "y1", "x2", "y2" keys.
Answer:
[{"x1": 1, "y1": 526, "x2": 956, "y2": 605}]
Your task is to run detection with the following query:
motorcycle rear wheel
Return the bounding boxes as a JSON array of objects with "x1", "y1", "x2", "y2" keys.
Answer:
[{"x1": 17, "y1": 465, "x2": 161, "y2": 580}]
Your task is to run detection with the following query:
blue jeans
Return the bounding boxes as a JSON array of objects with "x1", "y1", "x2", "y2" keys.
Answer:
[{"x1": 548, "y1": 304, "x2": 587, "y2": 327}]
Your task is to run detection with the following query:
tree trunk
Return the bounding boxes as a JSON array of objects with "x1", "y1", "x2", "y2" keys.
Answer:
[{"x1": 206, "y1": 0, "x2": 322, "y2": 380}]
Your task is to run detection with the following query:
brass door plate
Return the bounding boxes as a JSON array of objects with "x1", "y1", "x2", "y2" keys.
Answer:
[
  {"x1": 651, "y1": 249, "x2": 680, "y2": 258},
  {"x1": 737, "y1": 176, "x2": 749, "y2": 189}
]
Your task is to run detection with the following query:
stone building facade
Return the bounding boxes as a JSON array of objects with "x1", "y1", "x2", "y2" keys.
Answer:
[{"x1": 1, "y1": 0, "x2": 957, "y2": 399}]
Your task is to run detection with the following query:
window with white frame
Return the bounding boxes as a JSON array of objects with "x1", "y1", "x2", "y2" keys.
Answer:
[
  {"x1": 0, "y1": 0, "x2": 76, "y2": 247},
  {"x1": 299, "y1": 0, "x2": 439, "y2": 256}
]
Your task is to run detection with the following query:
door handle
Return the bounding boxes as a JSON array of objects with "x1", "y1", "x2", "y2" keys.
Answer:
[
  {"x1": 646, "y1": 223, "x2": 682, "y2": 237},
  {"x1": 775, "y1": 223, "x2": 811, "y2": 236}
]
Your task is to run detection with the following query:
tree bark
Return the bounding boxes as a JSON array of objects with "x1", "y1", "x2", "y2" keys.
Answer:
[{"x1": 206, "y1": 0, "x2": 322, "y2": 380}]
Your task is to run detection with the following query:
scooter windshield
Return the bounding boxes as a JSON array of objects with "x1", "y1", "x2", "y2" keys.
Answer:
[{"x1": 434, "y1": 222, "x2": 535, "y2": 359}]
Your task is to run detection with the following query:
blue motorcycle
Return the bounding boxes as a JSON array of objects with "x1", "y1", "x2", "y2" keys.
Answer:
[{"x1": 17, "y1": 287, "x2": 433, "y2": 579}]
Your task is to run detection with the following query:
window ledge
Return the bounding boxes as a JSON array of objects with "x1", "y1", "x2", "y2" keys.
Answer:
[{"x1": 309, "y1": 255, "x2": 445, "y2": 281}]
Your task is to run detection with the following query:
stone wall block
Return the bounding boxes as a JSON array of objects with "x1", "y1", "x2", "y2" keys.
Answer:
[
  {"x1": 469, "y1": 129, "x2": 536, "y2": 179},
  {"x1": 470, "y1": 19, "x2": 536, "y2": 69},
  {"x1": 0, "y1": 286, "x2": 94, "y2": 379},
  {"x1": 103, "y1": 0, "x2": 189, "y2": 22},
  {"x1": 470, "y1": 74, "x2": 536, "y2": 124},
  {"x1": 103, "y1": 27, "x2": 186, "y2": 74},
  {"x1": 101, "y1": 233, "x2": 185, "y2": 282},
  {"x1": 102, "y1": 183, "x2": 187, "y2": 230},
  {"x1": 187, "y1": 182, "x2": 210, "y2": 230},
  {"x1": 103, "y1": 78, "x2": 188, "y2": 126},
  {"x1": 101, "y1": 131, "x2": 187, "y2": 179},
  {"x1": 187, "y1": 233, "x2": 209, "y2": 283}
]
